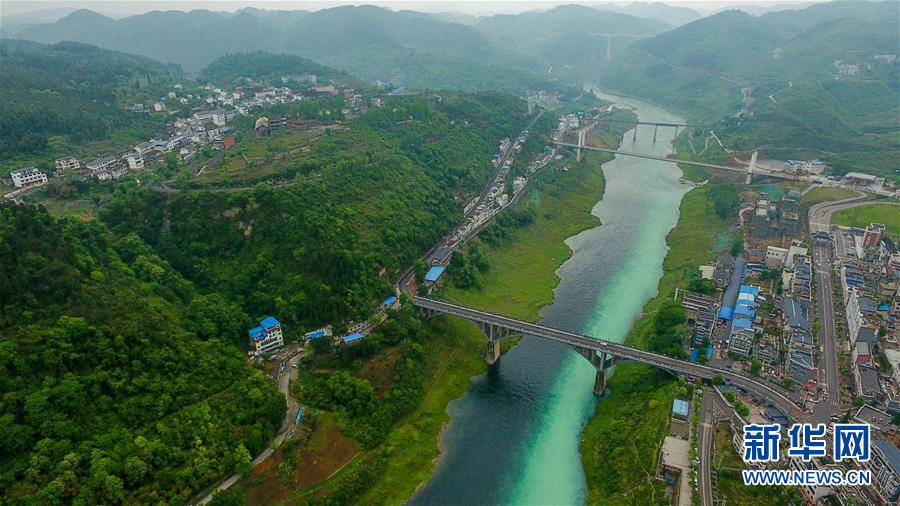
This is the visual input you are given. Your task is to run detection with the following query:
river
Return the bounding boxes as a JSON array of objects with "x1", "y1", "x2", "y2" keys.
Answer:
[{"x1": 410, "y1": 92, "x2": 690, "y2": 505}]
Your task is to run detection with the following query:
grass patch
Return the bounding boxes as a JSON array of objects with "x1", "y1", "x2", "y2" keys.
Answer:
[
  {"x1": 799, "y1": 186, "x2": 858, "y2": 208},
  {"x1": 581, "y1": 186, "x2": 733, "y2": 504},
  {"x1": 441, "y1": 151, "x2": 611, "y2": 320},
  {"x1": 832, "y1": 202, "x2": 900, "y2": 236},
  {"x1": 355, "y1": 317, "x2": 487, "y2": 504},
  {"x1": 260, "y1": 316, "x2": 486, "y2": 504}
]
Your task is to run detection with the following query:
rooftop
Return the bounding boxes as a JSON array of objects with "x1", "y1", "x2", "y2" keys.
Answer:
[
  {"x1": 425, "y1": 265, "x2": 446, "y2": 283},
  {"x1": 260, "y1": 316, "x2": 280, "y2": 328},
  {"x1": 783, "y1": 297, "x2": 810, "y2": 331},
  {"x1": 672, "y1": 399, "x2": 689, "y2": 417},
  {"x1": 343, "y1": 332, "x2": 364, "y2": 344},
  {"x1": 874, "y1": 439, "x2": 900, "y2": 473}
]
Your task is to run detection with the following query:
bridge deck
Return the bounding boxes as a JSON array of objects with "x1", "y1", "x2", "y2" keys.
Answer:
[
  {"x1": 594, "y1": 118, "x2": 703, "y2": 128},
  {"x1": 414, "y1": 297, "x2": 803, "y2": 419},
  {"x1": 555, "y1": 142, "x2": 793, "y2": 181}
]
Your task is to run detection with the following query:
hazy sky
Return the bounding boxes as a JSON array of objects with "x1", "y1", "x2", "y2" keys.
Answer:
[{"x1": 2, "y1": 0, "x2": 821, "y2": 18}]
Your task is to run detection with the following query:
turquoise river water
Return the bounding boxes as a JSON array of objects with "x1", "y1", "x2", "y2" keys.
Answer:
[{"x1": 411, "y1": 92, "x2": 690, "y2": 505}]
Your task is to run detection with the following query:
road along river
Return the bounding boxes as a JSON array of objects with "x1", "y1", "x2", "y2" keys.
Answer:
[{"x1": 411, "y1": 92, "x2": 690, "y2": 505}]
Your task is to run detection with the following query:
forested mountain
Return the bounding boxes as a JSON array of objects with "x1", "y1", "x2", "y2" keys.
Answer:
[
  {"x1": 13, "y1": 5, "x2": 577, "y2": 95},
  {"x1": 476, "y1": 5, "x2": 669, "y2": 80},
  {"x1": 0, "y1": 40, "x2": 178, "y2": 162},
  {"x1": 0, "y1": 203, "x2": 285, "y2": 504},
  {"x1": 600, "y1": 0, "x2": 900, "y2": 177},
  {"x1": 202, "y1": 52, "x2": 348, "y2": 86},
  {"x1": 100, "y1": 93, "x2": 533, "y2": 330},
  {"x1": 597, "y1": 2, "x2": 702, "y2": 27}
]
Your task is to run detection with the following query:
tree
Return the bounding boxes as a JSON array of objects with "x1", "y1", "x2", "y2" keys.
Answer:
[
  {"x1": 735, "y1": 400, "x2": 750, "y2": 417},
  {"x1": 750, "y1": 358, "x2": 762, "y2": 376},
  {"x1": 712, "y1": 374, "x2": 725, "y2": 386},
  {"x1": 783, "y1": 377, "x2": 795, "y2": 390},
  {"x1": 233, "y1": 444, "x2": 253, "y2": 476},
  {"x1": 724, "y1": 391, "x2": 737, "y2": 403},
  {"x1": 209, "y1": 489, "x2": 246, "y2": 506},
  {"x1": 730, "y1": 239, "x2": 743, "y2": 257},
  {"x1": 165, "y1": 152, "x2": 178, "y2": 172}
]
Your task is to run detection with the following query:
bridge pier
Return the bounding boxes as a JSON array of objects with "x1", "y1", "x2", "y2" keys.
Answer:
[
  {"x1": 632, "y1": 126, "x2": 637, "y2": 142},
  {"x1": 653, "y1": 124, "x2": 658, "y2": 143},
  {"x1": 593, "y1": 368, "x2": 608, "y2": 396},
  {"x1": 474, "y1": 322, "x2": 517, "y2": 365},
  {"x1": 745, "y1": 150, "x2": 757, "y2": 185},
  {"x1": 486, "y1": 339, "x2": 501, "y2": 365},
  {"x1": 574, "y1": 346, "x2": 616, "y2": 396}
]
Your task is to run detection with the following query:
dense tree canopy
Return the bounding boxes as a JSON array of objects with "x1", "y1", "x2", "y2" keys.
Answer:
[
  {"x1": 0, "y1": 40, "x2": 177, "y2": 161},
  {"x1": 0, "y1": 204, "x2": 284, "y2": 504},
  {"x1": 101, "y1": 93, "x2": 533, "y2": 330}
]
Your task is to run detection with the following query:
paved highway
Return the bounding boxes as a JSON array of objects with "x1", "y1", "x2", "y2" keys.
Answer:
[
  {"x1": 807, "y1": 190, "x2": 866, "y2": 233},
  {"x1": 806, "y1": 190, "x2": 866, "y2": 424},
  {"x1": 812, "y1": 239, "x2": 841, "y2": 419},
  {"x1": 698, "y1": 389, "x2": 720, "y2": 506},
  {"x1": 413, "y1": 297, "x2": 804, "y2": 420}
]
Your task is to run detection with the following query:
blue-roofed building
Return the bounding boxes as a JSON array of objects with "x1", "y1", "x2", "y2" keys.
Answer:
[
  {"x1": 733, "y1": 318, "x2": 752, "y2": 330},
  {"x1": 739, "y1": 285, "x2": 760, "y2": 296},
  {"x1": 249, "y1": 316, "x2": 284, "y2": 356},
  {"x1": 672, "y1": 399, "x2": 689, "y2": 420},
  {"x1": 383, "y1": 295, "x2": 399, "y2": 309},
  {"x1": 424, "y1": 266, "x2": 446, "y2": 284},
  {"x1": 304, "y1": 326, "x2": 332, "y2": 341},
  {"x1": 718, "y1": 306, "x2": 734, "y2": 320},
  {"x1": 342, "y1": 332, "x2": 364, "y2": 345}
]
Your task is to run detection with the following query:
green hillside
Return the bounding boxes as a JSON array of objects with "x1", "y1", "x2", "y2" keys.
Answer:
[
  {"x1": 202, "y1": 51, "x2": 347, "y2": 86},
  {"x1": 0, "y1": 203, "x2": 285, "y2": 504},
  {"x1": 0, "y1": 40, "x2": 179, "y2": 163},
  {"x1": 15, "y1": 6, "x2": 575, "y2": 96},
  {"x1": 601, "y1": 1, "x2": 900, "y2": 179},
  {"x1": 100, "y1": 93, "x2": 535, "y2": 331}
]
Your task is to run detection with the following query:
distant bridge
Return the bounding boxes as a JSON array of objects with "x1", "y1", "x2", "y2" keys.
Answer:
[
  {"x1": 414, "y1": 297, "x2": 803, "y2": 420},
  {"x1": 554, "y1": 141, "x2": 789, "y2": 182}
]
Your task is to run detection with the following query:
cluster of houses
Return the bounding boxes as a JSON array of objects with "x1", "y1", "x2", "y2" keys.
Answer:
[
  {"x1": 247, "y1": 295, "x2": 404, "y2": 358},
  {"x1": 832, "y1": 222, "x2": 900, "y2": 413},
  {"x1": 750, "y1": 188, "x2": 802, "y2": 239},
  {"x1": 678, "y1": 183, "x2": 900, "y2": 504},
  {"x1": 7, "y1": 74, "x2": 356, "y2": 191}
]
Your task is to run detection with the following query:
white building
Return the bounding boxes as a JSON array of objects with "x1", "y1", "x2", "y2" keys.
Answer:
[
  {"x1": 846, "y1": 288, "x2": 863, "y2": 345},
  {"x1": 728, "y1": 327, "x2": 754, "y2": 357},
  {"x1": 54, "y1": 156, "x2": 80, "y2": 172},
  {"x1": 125, "y1": 155, "x2": 145, "y2": 171},
  {"x1": 867, "y1": 440, "x2": 900, "y2": 503},
  {"x1": 86, "y1": 156, "x2": 118, "y2": 173},
  {"x1": 765, "y1": 246, "x2": 788, "y2": 268},
  {"x1": 9, "y1": 167, "x2": 48, "y2": 188},
  {"x1": 248, "y1": 316, "x2": 284, "y2": 356},
  {"x1": 134, "y1": 141, "x2": 156, "y2": 156},
  {"x1": 153, "y1": 102, "x2": 166, "y2": 112}
]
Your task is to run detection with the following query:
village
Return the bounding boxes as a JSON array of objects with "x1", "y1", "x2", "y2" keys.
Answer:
[{"x1": 5, "y1": 73, "x2": 373, "y2": 200}]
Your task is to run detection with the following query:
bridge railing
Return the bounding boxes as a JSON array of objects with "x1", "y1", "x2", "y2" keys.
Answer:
[{"x1": 413, "y1": 296, "x2": 803, "y2": 417}]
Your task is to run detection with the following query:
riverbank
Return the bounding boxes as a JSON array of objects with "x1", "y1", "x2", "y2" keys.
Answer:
[
  {"x1": 580, "y1": 186, "x2": 735, "y2": 504},
  {"x1": 441, "y1": 150, "x2": 614, "y2": 321},
  {"x1": 235, "y1": 316, "x2": 487, "y2": 505}
]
